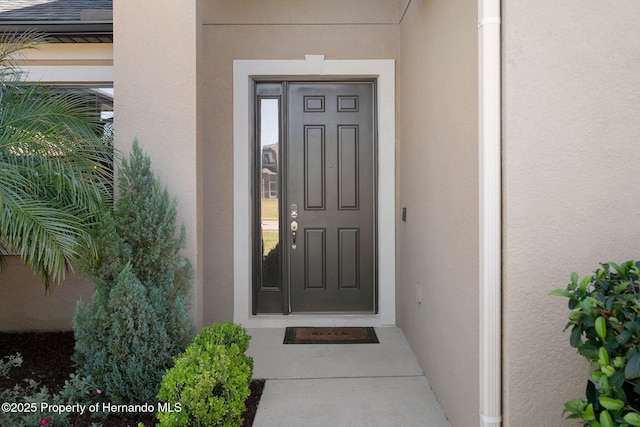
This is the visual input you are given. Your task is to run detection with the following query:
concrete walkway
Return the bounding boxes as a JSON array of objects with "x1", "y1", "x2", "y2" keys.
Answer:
[{"x1": 246, "y1": 327, "x2": 450, "y2": 427}]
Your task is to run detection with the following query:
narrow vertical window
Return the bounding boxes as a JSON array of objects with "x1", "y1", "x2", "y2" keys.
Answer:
[
  {"x1": 258, "y1": 97, "x2": 281, "y2": 289},
  {"x1": 254, "y1": 82, "x2": 285, "y2": 314}
]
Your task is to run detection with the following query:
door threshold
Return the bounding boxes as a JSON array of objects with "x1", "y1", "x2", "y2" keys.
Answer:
[{"x1": 241, "y1": 314, "x2": 387, "y2": 329}]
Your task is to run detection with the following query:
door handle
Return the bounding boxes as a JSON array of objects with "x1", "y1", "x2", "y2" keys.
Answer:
[{"x1": 291, "y1": 221, "x2": 298, "y2": 249}]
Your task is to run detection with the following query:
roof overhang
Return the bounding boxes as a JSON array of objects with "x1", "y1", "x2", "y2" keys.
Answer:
[{"x1": 0, "y1": 21, "x2": 112, "y2": 43}]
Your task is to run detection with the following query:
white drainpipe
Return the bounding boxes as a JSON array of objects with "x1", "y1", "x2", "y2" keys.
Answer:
[{"x1": 478, "y1": 0, "x2": 502, "y2": 426}]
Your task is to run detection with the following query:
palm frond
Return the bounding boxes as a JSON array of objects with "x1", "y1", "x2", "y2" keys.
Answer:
[
  {"x1": 0, "y1": 184, "x2": 97, "y2": 288},
  {"x1": 0, "y1": 31, "x2": 45, "y2": 82},
  {"x1": 0, "y1": 32, "x2": 114, "y2": 288}
]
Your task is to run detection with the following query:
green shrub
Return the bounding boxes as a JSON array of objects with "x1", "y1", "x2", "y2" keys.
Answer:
[
  {"x1": 551, "y1": 261, "x2": 640, "y2": 427},
  {"x1": 261, "y1": 242, "x2": 281, "y2": 288},
  {"x1": 78, "y1": 263, "x2": 172, "y2": 404},
  {"x1": 74, "y1": 140, "x2": 194, "y2": 406},
  {"x1": 0, "y1": 352, "x2": 21, "y2": 377},
  {"x1": 156, "y1": 323, "x2": 254, "y2": 427},
  {"x1": 190, "y1": 321, "x2": 252, "y2": 353}
]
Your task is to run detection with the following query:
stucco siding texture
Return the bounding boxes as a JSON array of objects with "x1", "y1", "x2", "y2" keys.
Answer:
[
  {"x1": 201, "y1": 8, "x2": 399, "y2": 326},
  {"x1": 503, "y1": 1, "x2": 640, "y2": 426},
  {"x1": 398, "y1": 1, "x2": 478, "y2": 427},
  {"x1": 204, "y1": 0, "x2": 401, "y2": 25},
  {"x1": 0, "y1": 258, "x2": 94, "y2": 331},
  {"x1": 114, "y1": 0, "x2": 203, "y2": 326}
]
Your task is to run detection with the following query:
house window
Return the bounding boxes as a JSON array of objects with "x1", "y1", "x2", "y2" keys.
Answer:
[
  {"x1": 0, "y1": 84, "x2": 114, "y2": 255},
  {"x1": 256, "y1": 95, "x2": 282, "y2": 296},
  {"x1": 47, "y1": 86, "x2": 114, "y2": 146},
  {"x1": 49, "y1": 85, "x2": 114, "y2": 195}
]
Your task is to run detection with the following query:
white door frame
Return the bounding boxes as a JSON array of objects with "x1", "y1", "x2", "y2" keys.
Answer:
[{"x1": 233, "y1": 55, "x2": 395, "y2": 327}]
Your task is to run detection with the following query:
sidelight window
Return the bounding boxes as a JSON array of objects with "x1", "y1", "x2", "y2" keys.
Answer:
[{"x1": 253, "y1": 82, "x2": 286, "y2": 313}]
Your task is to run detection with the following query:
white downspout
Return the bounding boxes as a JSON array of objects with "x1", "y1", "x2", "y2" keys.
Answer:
[{"x1": 479, "y1": 0, "x2": 502, "y2": 426}]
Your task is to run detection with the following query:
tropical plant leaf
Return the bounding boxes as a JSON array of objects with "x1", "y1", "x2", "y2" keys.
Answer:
[
  {"x1": 586, "y1": 380, "x2": 601, "y2": 411},
  {"x1": 581, "y1": 403, "x2": 595, "y2": 421},
  {"x1": 0, "y1": 32, "x2": 113, "y2": 288},
  {"x1": 624, "y1": 413, "x2": 640, "y2": 426},
  {"x1": 625, "y1": 353, "x2": 640, "y2": 379},
  {"x1": 599, "y1": 409, "x2": 613, "y2": 427},
  {"x1": 571, "y1": 271, "x2": 579, "y2": 285},
  {"x1": 550, "y1": 288, "x2": 572, "y2": 298},
  {"x1": 570, "y1": 326, "x2": 583, "y2": 348},
  {"x1": 580, "y1": 275, "x2": 593, "y2": 298},
  {"x1": 596, "y1": 316, "x2": 607, "y2": 341},
  {"x1": 610, "y1": 369, "x2": 626, "y2": 389},
  {"x1": 599, "y1": 397, "x2": 625, "y2": 411}
]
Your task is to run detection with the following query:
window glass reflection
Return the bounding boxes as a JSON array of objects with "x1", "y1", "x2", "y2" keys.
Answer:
[{"x1": 259, "y1": 98, "x2": 281, "y2": 288}]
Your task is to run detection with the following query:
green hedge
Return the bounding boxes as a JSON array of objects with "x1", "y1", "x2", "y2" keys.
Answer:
[
  {"x1": 552, "y1": 261, "x2": 640, "y2": 427},
  {"x1": 157, "y1": 322, "x2": 254, "y2": 427}
]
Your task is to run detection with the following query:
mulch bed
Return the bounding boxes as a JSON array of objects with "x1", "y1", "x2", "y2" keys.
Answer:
[{"x1": 0, "y1": 331, "x2": 264, "y2": 426}]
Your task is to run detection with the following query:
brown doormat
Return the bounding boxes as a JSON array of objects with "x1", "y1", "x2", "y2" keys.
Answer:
[{"x1": 283, "y1": 327, "x2": 379, "y2": 344}]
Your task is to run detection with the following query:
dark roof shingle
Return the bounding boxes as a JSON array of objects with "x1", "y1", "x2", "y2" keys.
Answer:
[
  {"x1": 0, "y1": 0, "x2": 112, "y2": 22},
  {"x1": 0, "y1": 0, "x2": 112, "y2": 42}
]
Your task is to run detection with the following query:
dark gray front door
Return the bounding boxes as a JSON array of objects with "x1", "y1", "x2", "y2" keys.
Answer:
[{"x1": 287, "y1": 82, "x2": 376, "y2": 312}]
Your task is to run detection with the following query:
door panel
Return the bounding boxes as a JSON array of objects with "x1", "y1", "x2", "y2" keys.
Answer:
[
  {"x1": 338, "y1": 126, "x2": 359, "y2": 209},
  {"x1": 304, "y1": 228, "x2": 326, "y2": 289},
  {"x1": 287, "y1": 82, "x2": 375, "y2": 313},
  {"x1": 304, "y1": 126, "x2": 325, "y2": 209},
  {"x1": 338, "y1": 228, "x2": 359, "y2": 289}
]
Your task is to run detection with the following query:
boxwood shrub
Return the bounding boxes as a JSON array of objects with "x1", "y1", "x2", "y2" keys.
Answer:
[
  {"x1": 156, "y1": 322, "x2": 253, "y2": 427},
  {"x1": 551, "y1": 261, "x2": 640, "y2": 427}
]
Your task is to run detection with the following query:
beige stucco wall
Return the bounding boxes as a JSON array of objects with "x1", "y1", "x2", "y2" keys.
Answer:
[
  {"x1": 15, "y1": 42, "x2": 113, "y2": 83},
  {"x1": 397, "y1": 1, "x2": 479, "y2": 426},
  {"x1": 113, "y1": 0, "x2": 204, "y2": 327},
  {"x1": 201, "y1": 0, "x2": 401, "y2": 324},
  {"x1": 0, "y1": 258, "x2": 94, "y2": 331},
  {"x1": 206, "y1": 0, "x2": 400, "y2": 24},
  {"x1": 16, "y1": 43, "x2": 113, "y2": 65},
  {"x1": 502, "y1": 1, "x2": 640, "y2": 425}
]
